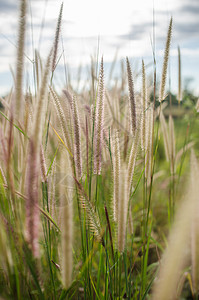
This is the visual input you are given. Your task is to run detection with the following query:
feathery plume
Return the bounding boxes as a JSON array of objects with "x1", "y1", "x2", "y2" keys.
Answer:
[
  {"x1": 127, "y1": 124, "x2": 141, "y2": 197},
  {"x1": 94, "y1": 57, "x2": 105, "y2": 175},
  {"x1": 35, "y1": 50, "x2": 43, "y2": 90},
  {"x1": 50, "y1": 87, "x2": 72, "y2": 152},
  {"x1": 6, "y1": 111, "x2": 15, "y2": 201},
  {"x1": 126, "y1": 57, "x2": 136, "y2": 135},
  {"x1": 123, "y1": 104, "x2": 130, "y2": 161},
  {"x1": 159, "y1": 18, "x2": 173, "y2": 102},
  {"x1": 61, "y1": 153, "x2": 73, "y2": 289},
  {"x1": 25, "y1": 138, "x2": 40, "y2": 257},
  {"x1": 62, "y1": 89, "x2": 73, "y2": 108},
  {"x1": 151, "y1": 196, "x2": 191, "y2": 300},
  {"x1": 75, "y1": 178, "x2": 103, "y2": 243},
  {"x1": 178, "y1": 46, "x2": 182, "y2": 102},
  {"x1": 190, "y1": 150, "x2": 199, "y2": 295},
  {"x1": 72, "y1": 95, "x2": 82, "y2": 179},
  {"x1": 52, "y1": 2, "x2": 63, "y2": 72},
  {"x1": 15, "y1": 0, "x2": 27, "y2": 117},
  {"x1": 118, "y1": 166, "x2": 128, "y2": 252},
  {"x1": 24, "y1": 93, "x2": 31, "y2": 135},
  {"x1": 112, "y1": 130, "x2": 120, "y2": 222},
  {"x1": 160, "y1": 111, "x2": 170, "y2": 161},
  {"x1": 33, "y1": 50, "x2": 52, "y2": 149},
  {"x1": 25, "y1": 50, "x2": 52, "y2": 256},
  {"x1": 152, "y1": 150, "x2": 198, "y2": 299}
]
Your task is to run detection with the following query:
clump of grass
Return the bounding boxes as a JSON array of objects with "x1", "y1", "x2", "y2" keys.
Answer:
[
  {"x1": 0, "y1": 3, "x2": 198, "y2": 299},
  {"x1": 25, "y1": 48, "x2": 52, "y2": 256}
]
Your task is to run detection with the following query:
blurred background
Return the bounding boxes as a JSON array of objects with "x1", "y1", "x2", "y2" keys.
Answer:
[{"x1": 0, "y1": 0, "x2": 198, "y2": 96}]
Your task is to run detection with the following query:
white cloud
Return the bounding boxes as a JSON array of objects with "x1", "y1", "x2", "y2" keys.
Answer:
[{"x1": 0, "y1": 0, "x2": 198, "y2": 96}]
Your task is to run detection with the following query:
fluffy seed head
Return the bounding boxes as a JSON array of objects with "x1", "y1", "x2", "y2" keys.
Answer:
[
  {"x1": 61, "y1": 153, "x2": 73, "y2": 289},
  {"x1": 160, "y1": 111, "x2": 170, "y2": 162},
  {"x1": 72, "y1": 95, "x2": 82, "y2": 179},
  {"x1": 112, "y1": 130, "x2": 120, "y2": 222},
  {"x1": 159, "y1": 18, "x2": 173, "y2": 102},
  {"x1": 126, "y1": 57, "x2": 136, "y2": 135},
  {"x1": 94, "y1": 57, "x2": 105, "y2": 175},
  {"x1": 52, "y1": 2, "x2": 63, "y2": 72},
  {"x1": 25, "y1": 138, "x2": 40, "y2": 257},
  {"x1": 33, "y1": 50, "x2": 52, "y2": 150},
  {"x1": 15, "y1": 0, "x2": 27, "y2": 118},
  {"x1": 50, "y1": 87, "x2": 72, "y2": 152},
  {"x1": 127, "y1": 124, "x2": 141, "y2": 197},
  {"x1": 118, "y1": 166, "x2": 128, "y2": 253}
]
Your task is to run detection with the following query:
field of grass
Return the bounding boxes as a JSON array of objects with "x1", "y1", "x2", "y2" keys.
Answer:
[{"x1": 0, "y1": 1, "x2": 199, "y2": 299}]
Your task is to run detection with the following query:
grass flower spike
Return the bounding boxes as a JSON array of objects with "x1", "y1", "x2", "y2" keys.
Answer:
[
  {"x1": 118, "y1": 166, "x2": 128, "y2": 253},
  {"x1": 159, "y1": 18, "x2": 173, "y2": 102},
  {"x1": 52, "y1": 2, "x2": 63, "y2": 72},
  {"x1": 15, "y1": 0, "x2": 27, "y2": 118},
  {"x1": 94, "y1": 57, "x2": 105, "y2": 175},
  {"x1": 112, "y1": 130, "x2": 120, "y2": 222},
  {"x1": 72, "y1": 95, "x2": 82, "y2": 179},
  {"x1": 126, "y1": 57, "x2": 136, "y2": 135}
]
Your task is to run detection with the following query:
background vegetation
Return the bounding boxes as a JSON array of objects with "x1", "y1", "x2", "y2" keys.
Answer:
[{"x1": 0, "y1": 1, "x2": 199, "y2": 299}]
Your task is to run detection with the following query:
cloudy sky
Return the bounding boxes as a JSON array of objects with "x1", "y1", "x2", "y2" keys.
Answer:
[{"x1": 0, "y1": 0, "x2": 198, "y2": 96}]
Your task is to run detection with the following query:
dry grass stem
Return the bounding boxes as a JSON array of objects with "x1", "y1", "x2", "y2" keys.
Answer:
[{"x1": 178, "y1": 46, "x2": 182, "y2": 102}]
